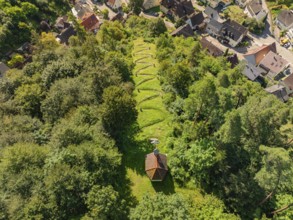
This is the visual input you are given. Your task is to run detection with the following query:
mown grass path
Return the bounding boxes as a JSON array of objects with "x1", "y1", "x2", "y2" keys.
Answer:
[
  {"x1": 123, "y1": 38, "x2": 203, "y2": 202},
  {"x1": 122, "y1": 38, "x2": 175, "y2": 200},
  {"x1": 132, "y1": 40, "x2": 172, "y2": 141},
  {"x1": 121, "y1": 38, "x2": 202, "y2": 201}
]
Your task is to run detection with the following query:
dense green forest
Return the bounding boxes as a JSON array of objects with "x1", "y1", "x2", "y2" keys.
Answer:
[
  {"x1": 0, "y1": 0, "x2": 70, "y2": 56},
  {"x1": 0, "y1": 6, "x2": 293, "y2": 219}
]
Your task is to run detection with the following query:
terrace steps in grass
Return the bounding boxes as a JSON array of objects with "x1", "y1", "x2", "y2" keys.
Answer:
[{"x1": 123, "y1": 38, "x2": 201, "y2": 201}]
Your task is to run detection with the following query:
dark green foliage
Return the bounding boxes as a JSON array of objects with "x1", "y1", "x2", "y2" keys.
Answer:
[
  {"x1": 101, "y1": 86, "x2": 137, "y2": 139},
  {"x1": 0, "y1": 29, "x2": 135, "y2": 218},
  {"x1": 0, "y1": 0, "x2": 70, "y2": 56},
  {"x1": 0, "y1": 15, "x2": 292, "y2": 220},
  {"x1": 41, "y1": 77, "x2": 95, "y2": 123},
  {"x1": 84, "y1": 185, "x2": 122, "y2": 219},
  {"x1": 157, "y1": 33, "x2": 292, "y2": 219},
  {"x1": 130, "y1": 193, "x2": 192, "y2": 219},
  {"x1": 244, "y1": 17, "x2": 265, "y2": 34},
  {"x1": 129, "y1": 0, "x2": 143, "y2": 15}
]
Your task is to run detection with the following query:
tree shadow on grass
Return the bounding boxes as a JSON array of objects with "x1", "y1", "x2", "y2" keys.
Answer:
[
  {"x1": 114, "y1": 163, "x2": 138, "y2": 217},
  {"x1": 119, "y1": 123, "x2": 176, "y2": 195},
  {"x1": 151, "y1": 173, "x2": 175, "y2": 195}
]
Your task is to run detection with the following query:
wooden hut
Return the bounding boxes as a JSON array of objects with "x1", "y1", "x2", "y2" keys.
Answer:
[{"x1": 145, "y1": 149, "x2": 168, "y2": 181}]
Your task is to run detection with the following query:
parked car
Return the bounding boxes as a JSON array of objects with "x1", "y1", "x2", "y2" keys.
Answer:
[{"x1": 283, "y1": 42, "x2": 291, "y2": 48}]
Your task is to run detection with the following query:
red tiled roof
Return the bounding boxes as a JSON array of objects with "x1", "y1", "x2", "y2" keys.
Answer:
[
  {"x1": 244, "y1": 42, "x2": 277, "y2": 65},
  {"x1": 145, "y1": 152, "x2": 168, "y2": 181},
  {"x1": 81, "y1": 13, "x2": 99, "y2": 31},
  {"x1": 108, "y1": 0, "x2": 116, "y2": 7}
]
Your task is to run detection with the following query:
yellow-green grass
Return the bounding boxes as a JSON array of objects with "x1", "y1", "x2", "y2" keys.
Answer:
[
  {"x1": 122, "y1": 38, "x2": 202, "y2": 201},
  {"x1": 224, "y1": 5, "x2": 247, "y2": 24}
]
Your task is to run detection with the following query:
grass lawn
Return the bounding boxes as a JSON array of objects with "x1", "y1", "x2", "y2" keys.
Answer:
[
  {"x1": 224, "y1": 5, "x2": 247, "y2": 24},
  {"x1": 145, "y1": 6, "x2": 161, "y2": 14},
  {"x1": 122, "y1": 38, "x2": 202, "y2": 201}
]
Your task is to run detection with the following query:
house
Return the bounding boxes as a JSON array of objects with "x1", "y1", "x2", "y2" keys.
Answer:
[
  {"x1": 244, "y1": 0, "x2": 267, "y2": 22},
  {"x1": 16, "y1": 42, "x2": 33, "y2": 55},
  {"x1": 275, "y1": 10, "x2": 293, "y2": 30},
  {"x1": 72, "y1": 2, "x2": 93, "y2": 19},
  {"x1": 282, "y1": 72, "x2": 293, "y2": 95},
  {"x1": 55, "y1": 16, "x2": 70, "y2": 32},
  {"x1": 265, "y1": 84, "x2": 289, "y2": 102},
  {"x1": 171, "y1": 24, "x2": 194, "y2": 37},
  {"x1": 243, "y1": 42, "x2": 277, "y2": 66},
  {"x1": 200, "y1": 0, "x2": 232, "y2": 8},
  {"x1": 258, "y1": 51, "x2": 290, "y2": 80},
  {"x1": 145, "y1": 149, "x2": 168, "y2": 181},
  {"x1": 186, "y1": 12, "x2": 205, "y2": 30},
  {"x1": 242, "y1": 62, "x2": 263, "y2": 81},
  {"x1": 173, "y1": 0, "x2": 194, "y2": 20},
  {"x1": 143, "y1": 0, "x2": 160, "y2": 10},
  {"x1": 81, "y1": 13, "x2": 99, "y2": 32},
  {"x1": 204, "y1": 6, "x2": 220, "y2": 22},
  {"x1": 107, "y1": 0, "x2": 122, "y2": 10},
  {"x1": 160, "y1": 0, "x2": 175, "y2": 14},
  {"x1": 160, "y1": 0, "x2": 194, "y2": 20},
  {"x1": 220, "y1": 19, "x2": 248, "y2": 47},
  {"x1": 206, "y1": 18, "x2": 223, "y2": 37},
  {"x1": 235, "y1": 0, "x2": 248, "y2": 8},
  {"x1": 0, "y1": 62, "x2": 10, "y2": 77},
  {"x1": 110, "y1": 12, "x2": 125, "y2": 22},
  {"x1": 200, "y1": 37, "x2": 224, "y2": 57},
  {"x1": 56, "y1": 25, "x2": 77, "y2": 45}
]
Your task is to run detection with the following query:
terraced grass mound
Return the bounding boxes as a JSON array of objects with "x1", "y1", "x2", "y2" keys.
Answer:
[{"x1": 121, "y1": 38, "x2": 202, "y2": 201}]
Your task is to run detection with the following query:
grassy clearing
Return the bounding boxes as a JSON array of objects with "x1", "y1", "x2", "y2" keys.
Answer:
[
  {"x1": 145, "y1": 6, "x2": 161, "y2": 14},
  {"x1": 122, "y1": 38, "x2": 202, "y2": 201}
]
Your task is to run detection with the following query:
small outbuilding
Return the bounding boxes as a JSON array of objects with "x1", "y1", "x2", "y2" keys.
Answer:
[{"x1": 145, "y1": 149, "x2": 168, "y2": 181}]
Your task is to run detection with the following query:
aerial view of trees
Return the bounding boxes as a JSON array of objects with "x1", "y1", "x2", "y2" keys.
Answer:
[{"x1": 0, "y1": 4, "x2": 292, "y2": 219}]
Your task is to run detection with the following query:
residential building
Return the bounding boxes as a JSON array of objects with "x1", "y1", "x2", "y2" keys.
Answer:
[
  {"x1": 242, "y1": 62, "x2": 263, "y2": 81},
  {"x1": 220, "y1": 19, "x2": 248, "y2": 47},
  {"x1": 235, "y1": 0, "x2": 248, "y2": 8},
  {"x1": 171, "y1": 24, "x2": 194, "y2": 37},
  {"x1": 244, "y1": 0, "x2": 267, "y2": 22},
  {"x1": 275, "y1": 10, "x2": 293, "y2": 30},
  {"x1": 186, "y1": 12, "x2": 205, "y2": 30},
  {"x1": 71, "y1": 2, "x2": 93, "y2": 19},
  {"x1": 204, "y1": 6, "x2": 220, "y2": 22},
  {"x1": 145, "y1": 149, "x2": 168, "y2": 181},
  {"x1": 107, "y1": 0, "x2": 122, "y2": 10},
  {"x1": 206, "y1": 18, "x2": 223, "y2": 37},
  {"x1": 55, "y1": 16, "x2": 70, "y2": 32},
  {"x1": 265, "y1": 84, "x2": 289, "y2": 102},
  {"x1": 56, "y1": 26, "x2": 77, "y2": 45},
  {"x1": 282, "y1": 72, "x2": 293, "y2": 95},
  {"x1": 200, "y1": 0, "x2": 232, "y2": 8},
  {"x1": 0, "y1": 62, "x2": 10, "y2": 77},
  {"x1": 243, "y1": 42, "x2": 277, "y2": 66},
  {"x1": 160, "y1": 0, "x2": 194, "y2": 20},
  {"x1": 200, "y1": 37, "x2": 224, "y2": 57},
  {"x1": 81, "y1": 13, "x2": 99, "y2": 32},
  {"x1": 110, "y1": 12, "x2": 125, "y2": 22},
  {"x1": 287, "y1": 28, "x2": 293, "y2": 40},
  {"x1": 258, "y1": 51, "x2": 290, "y2": 80},
  {"x1": 160, "y1": 0, "x2": 175, "y2": 14},
  {"x1": 143, "y1": 0, "x2": 160, "y2": 10}
]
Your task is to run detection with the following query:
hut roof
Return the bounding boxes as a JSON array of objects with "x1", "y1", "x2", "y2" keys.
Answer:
[{"x1": 145, "y1": 150, "x2": 168, "y2": 181}]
